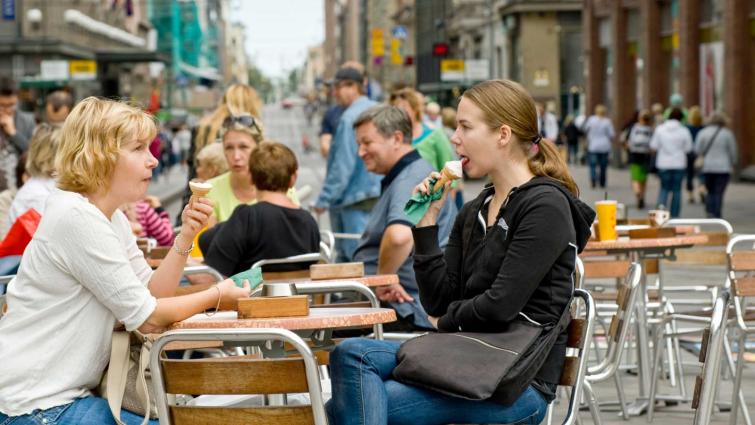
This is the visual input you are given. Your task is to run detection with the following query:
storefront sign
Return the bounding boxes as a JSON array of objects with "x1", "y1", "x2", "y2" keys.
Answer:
[
  {"x1": 70, "y1": 60, "x2": 97, "y2": 80},
  {"x1": 2, "y1": 0, "x2": 14, "y2": 20}
]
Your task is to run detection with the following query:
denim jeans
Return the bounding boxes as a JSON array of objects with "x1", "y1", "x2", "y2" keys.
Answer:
[
  {"x1": 588, "y1": 152, "x2": 609, "y2": 188},
  {"x1": 326, "y1": 338, "x2": 548, "y2": 425},
  {"x1": 0, "y1": 396, "x2": 158, "y2": 425},
  {"x1": 703, "y1": 173, "x2": 730, "y2": 218},
  {"x1": 656, "y1": 169, "x2": 685, "y2": 218},
  {"x1": 329, "y1": 205, "x2": 370, "y2": 263}
]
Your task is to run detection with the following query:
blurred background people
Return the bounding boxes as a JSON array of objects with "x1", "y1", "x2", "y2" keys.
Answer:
[
  {"x1": 686, "y1": 106, "x2": 705, "y2": 203},
  {"x1": 650, "y1": 108, "x2": 693, "y2": 218},
  {"x1": 582, "y1": 104, "x2": 615, "y2": 189},
  {"x1": 626, "y1": 110, "x2": 654, "y2": 209},
  {"x1": 0, "y1": 77, "x2": 35, "y2": 189},
  {"x1": 695, "y1": 112, "x2": 738, "y2": 218},
  {"x1": 44, "y1": 90, "x2": 74, "y2": 125}
]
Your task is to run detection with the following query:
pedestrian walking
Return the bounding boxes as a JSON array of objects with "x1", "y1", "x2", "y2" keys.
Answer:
[
  {"x1": 695, "y1": 112, "x2": 738, "y2": 218},
  {"x1": 685, "y1": 106, "x2": 705, "y2": 203},
  {"x1": 583, "y1": 104, "x2": 615, "y2": 188},
  {"x1": 562, "y1": 115, "x2": 581, "y2": 165},
  {"x1": 650, "y1": 108, "x2": 693, "y2": 218},
  {"x1": 626, "y1": 110, "x2": 654, "y2": 209}
]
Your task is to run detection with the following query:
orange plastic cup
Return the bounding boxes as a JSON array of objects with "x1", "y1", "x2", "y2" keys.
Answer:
[{"x1": 595, "y1": 200, "x2": 618, "y2": 241}]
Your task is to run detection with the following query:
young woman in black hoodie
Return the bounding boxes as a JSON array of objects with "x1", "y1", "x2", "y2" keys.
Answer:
[{"x1": 326, "y1": 80, "x2": 595, "y2": 425}]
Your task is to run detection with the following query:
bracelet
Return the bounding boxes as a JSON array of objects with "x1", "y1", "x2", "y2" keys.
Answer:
[
  {"x1": 172, "y1": 233, "x2": 194, "y2": 256},
  {"x1": 204, "y1": 285, "x2": 222, "y2": 317}
]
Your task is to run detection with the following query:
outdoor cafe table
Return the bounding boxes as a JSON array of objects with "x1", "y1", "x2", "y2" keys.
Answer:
[
  {"x1": 583, "y1": 234, "x2": 709, "y2": 416},
  {"x1": 265, "y1": 274, "x2": 398, "y2": 288},
  {"x1": 168, "y1": 307, "x2": 397, "y2": 357}
]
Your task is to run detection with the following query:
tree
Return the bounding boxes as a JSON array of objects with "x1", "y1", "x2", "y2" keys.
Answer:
[{"x1": 247, "y1": 63, "x2": 274, "y2": 103}]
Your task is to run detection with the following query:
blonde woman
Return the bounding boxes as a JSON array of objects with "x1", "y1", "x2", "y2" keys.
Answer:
[
  {"x1": 582, "y1": 104, "x2": 615, "y2": 189},
  {"x1": 7, "y1": 123, "x2": 61, "y2": 225},
  {"x1": 194, "y1": 142, "x2": 228, "y2": 182},
  {"x1": 205, "y1": 116, "x2": 298, "y2": 224},
  {"x1": 390, "y1": 88, "x2": 455, "y2": 172},
  {"x1": 327, "y1": 80, "x2": 595, "y2": 425},
  {"x1": 0, "y1": 98, "x2": 250, "y2": 424}
]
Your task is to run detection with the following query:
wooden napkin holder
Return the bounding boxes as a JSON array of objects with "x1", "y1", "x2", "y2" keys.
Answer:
[
  {"x1": 237, "y1": 295, "x2": 309, "y2": 319},
  {"x1": 628, "y1": 227, "x2": 675, "y2": 239},
  {"x1": 310, "y1": 262, "x2": 365, "y2": 280}
]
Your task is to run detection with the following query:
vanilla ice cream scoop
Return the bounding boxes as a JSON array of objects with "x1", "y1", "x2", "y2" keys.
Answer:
[
  {"x1": 432, "y1": 160, "x2": 463, "y2": 192},
  {"x1": 189, "y1": 180, "x2": 212, "y2": 206}
]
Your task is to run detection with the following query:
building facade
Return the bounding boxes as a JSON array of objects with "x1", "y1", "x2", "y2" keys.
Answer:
[
  {"x1": 323, "y1": 0, "x2": 362, "y2": 80},
  {"x1": 583, "y1": 0, "x2": 755, "y2": 168}
]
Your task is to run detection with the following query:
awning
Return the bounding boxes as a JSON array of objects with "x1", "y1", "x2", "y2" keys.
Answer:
[
  {"x1": 97, "y1": 50, "x2": 171, "y2": 64},
  {"x1": 179, "y1": 61, "x2": 220, "y2": 81}
]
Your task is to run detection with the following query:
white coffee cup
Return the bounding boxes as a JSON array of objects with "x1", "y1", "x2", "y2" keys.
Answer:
[{"x1": 648, "y1": 209, "x2": 670, "y2": 227}]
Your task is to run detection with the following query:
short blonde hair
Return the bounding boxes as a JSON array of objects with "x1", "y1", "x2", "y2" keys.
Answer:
[
  {"x1": 389, "y1": 88, "x2": 422, "y2": 122},
  {"x1": 26, "y1": 123, "x2": 62, "y2": 178},
  {"x1": 195, "y1": 142, "x2": 228, "y2": 176},
  {"x1": 56, "y1": 97, "x2": 156, "y2": 193},
  {"x1": 220, "y1": 120, "x2": 265, "y2": 145}
]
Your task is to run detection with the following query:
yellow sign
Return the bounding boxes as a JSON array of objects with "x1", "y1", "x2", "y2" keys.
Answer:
[
  {"x1": 390, "y1": 39, "x2": 402, "y2": 65},
  {"x1": 440, "y1": 59, "x2": 465, "y2": 73},
  {"x1": 69, "y1": 60, "x2": 97, "y2": 80},
  {"x1": 371, "y1": 28, "x2": 385, "y2": 57}
]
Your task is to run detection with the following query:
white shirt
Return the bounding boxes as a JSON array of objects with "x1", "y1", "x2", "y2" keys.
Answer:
[
  {"x1": 0, "y1": 190, "x2": 156, "y2": 416},
  {"x1": 583, "y1": 116, "x2": 615, "y2": 153},
  {"x1": 7, "y1": 177, "x2": 56, "y2": 226},
  {"x1": 650, "y1": 119, "x2": 693, "y2": 170},
  {"x1": 537, "y1": 112, "x2": 559, "y2": 141}
]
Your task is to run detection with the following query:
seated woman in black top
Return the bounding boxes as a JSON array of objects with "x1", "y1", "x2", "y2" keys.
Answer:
[
  {"x1": 325, "y1": 79, "x2": 595, "y2": 425},
  {"x1": 199, "y1": 142, "x2": 320, "y2": 276}
]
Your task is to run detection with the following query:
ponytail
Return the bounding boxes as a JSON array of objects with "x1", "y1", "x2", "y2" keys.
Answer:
[{"x1": 528, "y1": 137, "x2": 578, "y2": 196}]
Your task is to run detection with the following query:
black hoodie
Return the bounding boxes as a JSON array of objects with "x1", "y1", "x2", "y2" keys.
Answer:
[{"x1": 411, "y1": 176, "x2": 595, "y2": 399}]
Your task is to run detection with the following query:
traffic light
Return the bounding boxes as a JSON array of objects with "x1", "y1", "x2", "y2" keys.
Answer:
[{"x1": 432, "y1": 42, "x2": 449, "y2": 57}]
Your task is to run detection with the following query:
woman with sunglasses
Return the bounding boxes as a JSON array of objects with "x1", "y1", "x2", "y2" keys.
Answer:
[{"x1": 204, "y1": 115, "x2": 298, "y2": 225}]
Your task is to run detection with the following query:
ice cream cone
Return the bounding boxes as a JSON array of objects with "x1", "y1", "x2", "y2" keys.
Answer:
[
  {"x1": 189, "y1": 180, "x2": 212, "y2": 206},
  {"x1": 432, "y1": 160, "x2": 462, "y2": 192}
]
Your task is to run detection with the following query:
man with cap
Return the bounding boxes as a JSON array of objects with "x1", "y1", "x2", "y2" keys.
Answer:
[{"x1": 314, "y1": 66, "x2": 381, "y2": 263}]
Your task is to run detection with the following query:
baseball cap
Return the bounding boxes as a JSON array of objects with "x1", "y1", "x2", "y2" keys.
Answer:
[{"x1": 334, "y1": 67, "x2": 364, "y2": 84}]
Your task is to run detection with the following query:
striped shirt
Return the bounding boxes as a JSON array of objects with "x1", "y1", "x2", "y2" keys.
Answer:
[{"x1": 135, "y1": 201, "x2": 175, "y2": 246}]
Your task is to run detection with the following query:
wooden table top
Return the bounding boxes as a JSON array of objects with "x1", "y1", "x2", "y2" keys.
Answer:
[
  {"x1": 171, "y1": 307, "x2": 397, "y2": 331},
  {"x1": 584, "y1": 234, "x2": 709, "y2": 252},
  {"x1": 265, "y1": 274, "x2": 399, "y2": 288}
]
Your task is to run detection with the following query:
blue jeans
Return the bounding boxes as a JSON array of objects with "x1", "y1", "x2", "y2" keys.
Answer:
[
  {"x1": 0, "y1": 255, "x2": 21, "y2": 277},
  {"x1": 656, "y1": 169, "x2": 685, "y2": 218},
  {"x1": 326, "y1": 338, "x2": 548, "y2": 425},
  {"x1": 703, "y1": 173, "x2": 730, "y2": 218},
  {"x1": 588, "y1": 152, "x2": 609, "y2": 188},
  {"x1": 329, "y1": 205, "x2": 370, "y2": 263},
  {"x1": 0, "y1": 397, "x2": 158, "y2": 425}
]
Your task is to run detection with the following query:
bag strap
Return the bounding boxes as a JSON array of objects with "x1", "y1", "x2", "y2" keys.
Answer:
[
  {"x1": 105, "y1": 331, "x2": 131, "y2": 425},
  {"x1": 106, "y1": 331, "x2": 152, "y2": 425},
  {"x1": 700, "y1": 126, "x2": 722, "y2": 158}
]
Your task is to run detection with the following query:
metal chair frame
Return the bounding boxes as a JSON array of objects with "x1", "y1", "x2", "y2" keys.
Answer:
[{"x1": 150, "y1": 328, "x2": 328, "y2": 425}]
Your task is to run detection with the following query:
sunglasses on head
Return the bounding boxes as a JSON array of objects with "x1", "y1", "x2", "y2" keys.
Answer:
[{"x1": 223, "y1": 114, "x2": 258, "y2": 129}]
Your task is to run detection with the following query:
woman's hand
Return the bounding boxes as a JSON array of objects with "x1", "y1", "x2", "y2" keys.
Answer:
[
  {"x1": 413, "y1": 172, "x2": 452, "y2": 227},
  {"x1": 179, "y1": 197, "x2": 213, "y2": 239},
  {"x1": 216, "y1": 278, "x2": 252, "y2": 311}
]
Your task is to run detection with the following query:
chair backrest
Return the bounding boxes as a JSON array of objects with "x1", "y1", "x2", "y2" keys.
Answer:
[
  {"x1": 582, "y1": 262, "x2": 642, "y2": 382},
  {"x1": 558, "y1": 288, "x2": 596, "y2": 425},
  {"x1": 319, "y1": 230, "x2": 336, "y2": 263},
  {"x1": 664, "y1": 218, "x2": 733, "y2": 268},
  {"x1": 252, "y1": 252, "x2": 328, "y2": 280},
  {"x1": 692, "y1": 288, "x2": 731, "y2": 425},
  {"x1": 726, "y1": 234, "x2": 755, "y2": 328},
  {"x1": 150, "y1": 328, "x2": 327, "y2": 425}
]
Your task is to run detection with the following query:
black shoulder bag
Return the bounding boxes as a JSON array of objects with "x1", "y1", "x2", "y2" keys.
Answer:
[{"x1": 392, "y1": 300, "x2": 571, "y2": 406}]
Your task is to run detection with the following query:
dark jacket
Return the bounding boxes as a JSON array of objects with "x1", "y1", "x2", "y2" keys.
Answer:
[{"x1": 411, "y1": 176, "x2": 595, "y2": 397}]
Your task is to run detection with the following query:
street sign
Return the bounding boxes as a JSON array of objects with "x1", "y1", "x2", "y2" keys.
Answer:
[
  {"x1": 440, "y1": 59, "x2": 465, "y2": 81},
  {"x1": 390, "y1": 38, "x2": 402, "y2": 65},
  {"x1": 465, "y1": 59, "x2": 489, "y2": 81},
  {"x1": 371, "y1": 28, "x2": 385, "y2": 58},
  {"x1": 2, "y1": 0, "x2": 14, "y2": 20},
  {"x1": 69, "y1": 60, "x2": 97, "y2": 80},
  {"x1": 391, "y1": 25, "x2": 408, "y2": 40},
  {"x1": 40, "y1": 60, "x2": 69, "y2": 80}
]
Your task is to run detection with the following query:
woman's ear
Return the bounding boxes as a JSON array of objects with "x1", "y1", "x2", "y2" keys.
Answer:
[{"x1": 498, "y1": 124, "x2": 512, "y2": 148}]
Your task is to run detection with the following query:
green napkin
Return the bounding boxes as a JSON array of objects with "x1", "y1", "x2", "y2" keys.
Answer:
[
  {"x1": 229, "y1": 266, "x2": 264, "y2": 289},
  {"x1": 404, "y1": 178, "x2": 444, "y2": 225}
]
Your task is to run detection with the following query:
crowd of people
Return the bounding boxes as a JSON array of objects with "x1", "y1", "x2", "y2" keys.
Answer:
[{"x1": 0, "y1": 61, "x2": 744, "y2": 425}]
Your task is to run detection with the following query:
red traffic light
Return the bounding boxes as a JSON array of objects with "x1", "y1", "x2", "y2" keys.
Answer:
[{"x1": 432, "y1": 42, "x2": 449, "y2": 57}]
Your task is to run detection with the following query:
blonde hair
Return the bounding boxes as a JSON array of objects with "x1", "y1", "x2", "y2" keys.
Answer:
[
  {"x1": 220, "y1": 121, "x2": 264, "y2": 145},
  {"x1": 463, "y1": 79, "x2": 578, "y2": 195},
  {"x1": 441, "y1": 107, "x2": 456, "y2": 129},
  {"x1": 56, "y1": 97, "x2": 156, "y2": 193},
  {"x1": 688, "y1": 106, "x2": 703, "y2": 126},
  {"x1": 195, "y1": 84, "x2": 263, "y2": 156},
  {"x1": 389, "y1": 88, "x2": 422, "y2": 122},
  {"x1": 195, "y1": 142, "x2": 228, "y2": 177},
  {"x1": 26, "y1": 123, "x2": 62, "y2": 177},
  {"x1": 594, "y1": 104, "x2": 607, "y2": 117}
]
